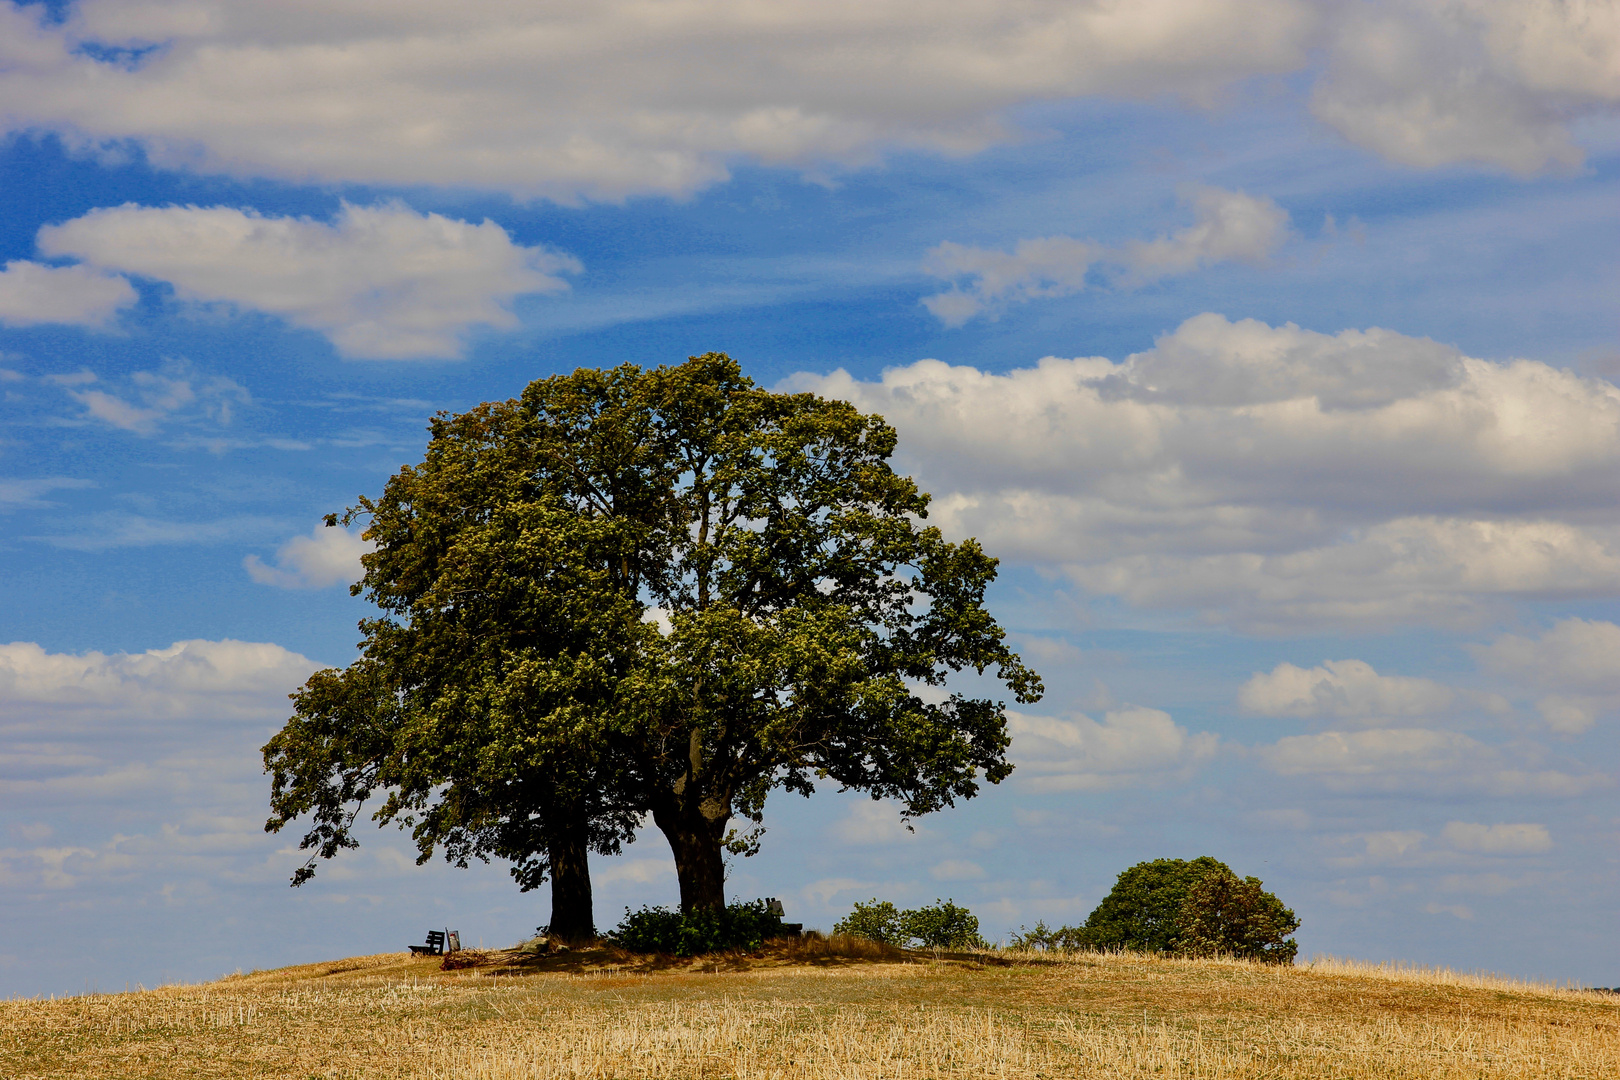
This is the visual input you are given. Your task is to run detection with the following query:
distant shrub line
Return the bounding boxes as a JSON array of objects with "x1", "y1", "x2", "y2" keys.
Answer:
[
  {"x1": 833, "y1": 898, "x2": 985, "y2": 949},
  {"x1": 591, "y1": 856, "x2": 1297, "y2": 963}
]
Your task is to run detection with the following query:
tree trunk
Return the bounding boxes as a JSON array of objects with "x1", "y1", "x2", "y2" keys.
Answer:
[
  {"x1": 545, "y1": 822, "x2": 595, "y2": 941},
  {"x1": 651, "y1": 800, "x2": 729, "y2": 913}
]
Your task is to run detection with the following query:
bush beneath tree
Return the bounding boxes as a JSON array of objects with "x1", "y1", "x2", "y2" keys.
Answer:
[{"x1": 610, "y1": 899, "x2": 785, "y2": 955}]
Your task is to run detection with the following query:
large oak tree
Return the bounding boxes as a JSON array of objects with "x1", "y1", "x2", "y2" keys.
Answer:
[{"x1": 264, "y1": 353, "x2": 1040, "y2": 927}]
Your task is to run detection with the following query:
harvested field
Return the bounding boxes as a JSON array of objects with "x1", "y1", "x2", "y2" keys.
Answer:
[{"x1": 4, "y1": 939, "x2": 1617, "y2": 1078}]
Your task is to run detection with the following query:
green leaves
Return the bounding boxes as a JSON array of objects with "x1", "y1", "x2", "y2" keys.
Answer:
[
  {"x1": 1176, "y1": 867, "x2": 1301, "y2": 964},
  {"x1": 1076, "y1": 857, "x2": 1300, "y2": 962},
  {"x1": 833, "y1": 898, "x2": 985, "y2": 949},
  {"x1": 610, "y1": 899, "x2": 786, "y2": 956},
  {"x1": 263, "y1": 351, "x2": 1040, "y2": 915}
]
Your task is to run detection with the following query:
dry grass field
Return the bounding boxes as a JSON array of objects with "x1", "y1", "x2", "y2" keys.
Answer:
[{"x1": 4, "y1": 937, "x2": 1618, "y2": 1079}]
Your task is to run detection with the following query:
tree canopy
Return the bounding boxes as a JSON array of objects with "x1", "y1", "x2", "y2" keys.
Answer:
[
  {"x1": 263, "y1": 353, "x2": 1041, "y2": 932},
  {"x1": 1077, "y1": 856, "x2": 1299, "y2": 962}
]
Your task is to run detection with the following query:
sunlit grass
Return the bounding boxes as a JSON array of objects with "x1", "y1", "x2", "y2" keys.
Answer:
[{"x1": 5, "y1": 942, "x2": 1618, "y2": 1078}]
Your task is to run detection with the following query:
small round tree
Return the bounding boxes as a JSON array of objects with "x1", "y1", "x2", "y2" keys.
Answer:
[
  {"x1": 1077, "y1": 856, "x2": 1231, "y2": 952},
  {"x1": 1077, "y1": 856, "x2": 1299, "y2": 962},
  {"x1": 1176, "y1": 866, "x2": 1300, "y2": 964}
]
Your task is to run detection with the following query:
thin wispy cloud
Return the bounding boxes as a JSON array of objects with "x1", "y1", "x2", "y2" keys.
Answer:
[
  {"x1": 922, "y1": 187, "x2": 1290, "y2": 326},
  {"x1": 49, "y1": 360, "x2": 248, "y2": 435}
]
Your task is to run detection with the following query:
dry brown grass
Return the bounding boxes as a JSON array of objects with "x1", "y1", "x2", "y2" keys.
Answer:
[{"x1": 5, "y1": 942, "x2": 1618, "y2": 1078}]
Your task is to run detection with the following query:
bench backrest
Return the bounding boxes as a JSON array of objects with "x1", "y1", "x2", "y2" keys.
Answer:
[{"x1": 425, "y1": 931, "x2": 446, "y2": 947}]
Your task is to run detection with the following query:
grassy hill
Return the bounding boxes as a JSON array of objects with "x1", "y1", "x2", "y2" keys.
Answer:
[{"x1": 4, "y1": 937, "x2": 1617, "y2": 1078}]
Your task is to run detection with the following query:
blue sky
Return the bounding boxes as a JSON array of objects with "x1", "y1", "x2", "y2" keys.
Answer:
[{"x1": 2, "y1": 0, "x2": 1619, "y2": 997}]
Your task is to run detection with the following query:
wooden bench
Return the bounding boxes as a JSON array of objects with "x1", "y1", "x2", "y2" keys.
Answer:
[
  {"x1": 765, "y1": 898, "x2": 803, "y2": 937},
  {"x1": 409, "y1": 930, "x2": 446, "y2": 956}
]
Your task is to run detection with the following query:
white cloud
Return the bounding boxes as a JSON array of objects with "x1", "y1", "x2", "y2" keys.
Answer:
[
  {"x1": 922, "y1": 186, "x2": 1287, "y2": 325},
  {"x1": 1256, "y1": 727, "x2": 1606, "y2": 797},
  {"x1": 1476, "y1": 619, "x2": 1620, "y2": 695},
  {"x1": 595, "y1": 859, "x2": 676, "y2": 886},
  {"x1": 245, "y1": 525, "x2": 372, "y2": 590},
  {"x1": 1010, "y1": 634, "x2": 1085, "y2": 667},
  {"x1": 1440, "y1": 821, "x2": 1552, "y2": 855},
  {"x1": 930, "y1": 859, "x2": 985, "y2": 881},
  {"x1": 0, "y1": 638, "x2": 318, "y2": 728},
  {"x1": 830, "y1": 800, "x2": 922, "y2": 845},
  {"x1": 37, "y1": 202, "x2": 580, "y2": 360},
  {"x1": 1006, "y1": 706, "x2": 1217, "y2": 792},
  {"x1": 1331, "y1": 822, "x2": 1554, "y2": 866},
  {"x1": 0, "y1": 1, "x2": 1320, "y2": 200},
  {"x1": 0, "y1": 260, "x2": 135, "y2": 327},
  {"x1": 802, "y1": 877, "x2": 868, "y2": 907},
  {"x1": 0, "y1": 637, "x2": 319, "y2": 899},
  {"x1": 0, "y1": 2, "x2": 1606, "y2": 201},
  {"x1": 1239, "y1": 659, "x2": 1455, "y2": 721},
  {"x1": 790, "y1": 314, "x2": 1620, "y2": 631},
  {"x1": 1116, "y1": 186, "x2": 1290, "y2": 283},
  {"x1": 1313, "y1": 0, "x2": 1620, "y2": 175},
  {"x1": 922, "y1": 236, "x2": 1102, "y2": 328},
  {"x1": 1474, "y1": 619, "x2": 1620, "y2": 734},
  {"x1": 1358, "y1": 830, "x2": 1428, "y2": 861}
]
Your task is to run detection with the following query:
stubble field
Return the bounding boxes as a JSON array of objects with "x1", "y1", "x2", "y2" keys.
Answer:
[{"x1": 4, "y1": 939, "x2": 1617, "y2": 1079}]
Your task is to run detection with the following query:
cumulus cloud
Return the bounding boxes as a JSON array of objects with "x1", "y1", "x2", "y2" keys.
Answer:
[
  {"x1": 790, "y1": 313, "x2": 1620, "y2": 630},
  {"x1": 1440, "y1": 821, "x2": 1552, "y2": 855},
  {"x1": 1474, "y1": 619, "x2": 1620, "y2": 734},
  {"x1": 0, "y1": 260, "x2": 136, "y2": 327},
  {"x1": 0, "y1": 2, "x2": 1607, "y2": 201},
  {"x1": 0, "y1": 0, "x2": 1318, "y2": 199},
  {"x1": 1313, "y1": 0, "x2": 1620, "y2": 175},
  {"x1": 0, "y1": 638, "x2": 319, "y2": 729},
  {"x1": 244, "y1": 525, "x2": 372, "y2": 590},
  {"x1": 0, "y1": 638, "x2": 319, "y2": 926},
  {"x1": 1239, "y1": 659, "x2": 1456, "y2": 721},
  {"x1": 1006, "y1": 706, "x2": 1218, "y2": 792},
  {"x1": 37, "y1": 202, "x2": 580, "y2": 360},
  {"x1": 1476, "y1": 619, "x2": 1620, "y2": 694},
  {"x1": 922, "y1": 186, "x2": 1288, "y2": 325},
  {"x1": 1255, "y1": 727, "x2": 1605, "y2": 796}
]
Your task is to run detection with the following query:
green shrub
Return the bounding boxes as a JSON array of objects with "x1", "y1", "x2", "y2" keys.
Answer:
[
  {"x1": 1007, "y1": 920, "x2": 1090, "y2": 950},
  {"x1": 1080, "y1": 856, "x2": 1233, "y2": 952},
  {"x1": 1073, "y1": 856, "x2": 1299, "y2": 962},
  {"x1": 611, "y1": 899, "x2": 785, "y2": 956},
  {"x1": 903, "y1": 899, "x2": 984, "y2": 948},
  {"x1": 835, "y1": 898, "x2": 984, "y2": 949},
  {"x1": 832, "y1": 899, "x2": 905, "y2": 944},
  {"x1": 1175, "y1": 866, "x2": 1300, "y2": 964}
]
